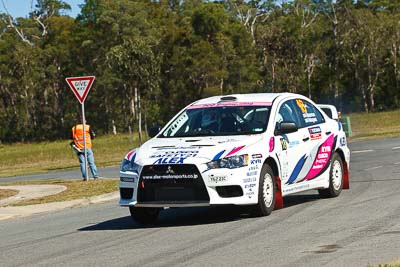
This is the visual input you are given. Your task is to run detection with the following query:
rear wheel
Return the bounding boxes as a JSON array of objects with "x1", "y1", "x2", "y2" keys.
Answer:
[
  {"x1": 251, "y1": 164, "x2": 276, "y2": 217},
  {"x1": 129, "y1": 207, "x2": 160, "y2": 225},
  {"x1": 318, "y1": 152, "x2": 343, "y2": 198}
]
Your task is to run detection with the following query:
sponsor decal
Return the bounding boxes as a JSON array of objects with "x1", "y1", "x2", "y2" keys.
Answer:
[
  {"x1": 305, "y1": 134, "x2": 335, "y2": 180},
  {"x1": 288, "y1": 140, "x2": 300, "y2": 148},
  {"x1": 244, "y1": 183, "x2": 256, "y2": 189},
  {"x1": 280, "y1": 138, "x2": 287, "y2": 151},
  {"x1": 153, "y1": 157, "x2": 187, "y2": 164},
  {"x1": 296, "y1": 99, "x2": 307, "y2": 113},
  {"x1": 151, "y1": 150, "x2": 199, "y2": 164},
  {"x1": 340, "y1": 136, "x2": 346, "y2": 146},
  {"x1": 166, "y1": 112, "x2": 188, "y2": 135},
  {"x1": 142, "y1": 173, "x2": 199, "y2": 180},
  {"x1": 283, "y1": 183, "x2": 310, "y2": 193},
  {"x1": 251, "y1": 159, "x2": 262, "y2": 165},
  {"x1": 248, "y1": 165, "x2": 259, "y2": 171},
  {"x1": 246, "y1": 191, "x2": 255, "y2": 197},
  {"x1": 308, "y1": 126, "x2": 322, "y2": 140},
  {"x1": 303, "y1": 112, "x2": 316, "y2": 118},
  {"x1": 246, "y1": 171, "x2": 258, "y2": 176},
  {"x1": 187, "y1": 102, "x2": 272, "y2": 109},
  {"x1": 154, "y1": 146, "x2": 203, "y2": 150},
  {"x1": 305, "y1": 118, "x2": 317, "y2": 123},
  {"x1": 218, "y1": 139, "x2": 240, "y2": 144},
  {"x1": 303, "y1": 113, "x2": 318, "y2": 123},
  {"x1": 150, "y1": 150, "x2": 199, "y2": 158},
  {"x1": 208, "y1": 174, "x2": 227, "y2": 184},
  {"x1": 269, "y1": 137, "x2": 275, "y2": 152},
  {"x1": 252, "y1": 154, "x2": 262, "y2": 159},
  {"x1": 243, "y1": 177, "x2": 257, "y2": 183}
]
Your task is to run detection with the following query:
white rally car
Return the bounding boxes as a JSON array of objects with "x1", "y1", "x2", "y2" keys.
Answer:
[{"x1": 119, "y1": 93, "x2": 350, "y2": 224}]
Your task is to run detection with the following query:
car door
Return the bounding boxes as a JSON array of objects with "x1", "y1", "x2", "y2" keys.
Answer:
[
  {"x1": 274, "y1": 99, "x2": 310, "y2": 187},
  {"x1": 291, "y1": 98, "x2": 335, "y2": 184}
]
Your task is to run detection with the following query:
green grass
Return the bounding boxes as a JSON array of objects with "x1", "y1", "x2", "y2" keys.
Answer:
[
  {"x1": 0, "y1": 133, "x2": 140, "y2": 178},
  {"x1": 347, "y1": 109, "x2": 400, "y2": 141},
  {"x1": 1, "y1": 179, "x2": 119, "y2": 206}
]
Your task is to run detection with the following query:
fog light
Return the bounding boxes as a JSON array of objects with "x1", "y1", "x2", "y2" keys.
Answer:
[{"x1": 120, "y1": 177, "x2": 135, "y2": 182}]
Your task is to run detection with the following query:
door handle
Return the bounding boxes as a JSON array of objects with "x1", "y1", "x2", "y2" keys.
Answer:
[
  {"x1": 325, "y1": 131, "x2": 331, "y2": 135},
  {"x1": 303, "y1": 137, "x2": 310, "y2": 142}
]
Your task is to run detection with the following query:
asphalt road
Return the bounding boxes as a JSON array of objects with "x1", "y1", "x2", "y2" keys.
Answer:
[
  {"x1": 0, "y1": 137, "x2": 399, "y2": 267},
  {"x1": 0, "y1": 166, "x2": 120, "y2": 183}
]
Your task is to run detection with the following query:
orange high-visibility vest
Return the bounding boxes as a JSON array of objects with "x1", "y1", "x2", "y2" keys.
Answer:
[{"x1": 72, "y1": 124, "x2": 92, "y2": 149}]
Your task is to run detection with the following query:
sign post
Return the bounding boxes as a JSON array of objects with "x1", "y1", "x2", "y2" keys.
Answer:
[{"x1": 66, "y1": 76, "x2": 95, "y2": 181}]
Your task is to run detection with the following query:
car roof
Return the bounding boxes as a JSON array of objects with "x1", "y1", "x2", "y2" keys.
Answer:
[{"x1": 189, "y1": 93, "x2": 298, "y2": 106}]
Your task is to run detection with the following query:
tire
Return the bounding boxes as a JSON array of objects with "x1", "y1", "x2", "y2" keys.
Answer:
[
  {"x1": 129, "y1": 207, "x2": 160, "y2": 225},
  {"x1": 251, "y1": 164, "x2": 276, "y2": 217},
  {"x1": 318, "y1": 152, "x2": 344, "y2": 198}
]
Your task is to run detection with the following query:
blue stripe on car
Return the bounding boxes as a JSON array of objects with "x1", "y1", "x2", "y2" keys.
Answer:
[{"x1": 286, "y1": 154, "x2": 307, "y2": 184}]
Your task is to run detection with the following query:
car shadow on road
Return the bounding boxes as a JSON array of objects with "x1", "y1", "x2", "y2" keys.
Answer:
[
  {"x1": 283, "y1": 193, "x2": 321, "y2": 208},
  {"x1": 78, "y1": 206, "x2": 257, "y2": 231},
  {"x1": 79, "y1": 194, "x2": 322, "y2": 231}
]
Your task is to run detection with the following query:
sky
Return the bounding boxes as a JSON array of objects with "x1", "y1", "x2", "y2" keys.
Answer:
[{"x1": 1, "y1": 0, "x2": 85, "y2": 18}]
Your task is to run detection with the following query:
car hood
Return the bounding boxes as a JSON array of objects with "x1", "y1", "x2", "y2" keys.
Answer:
[{"x1": 131, "y1": 135, "x2": 264, "y2": 166}]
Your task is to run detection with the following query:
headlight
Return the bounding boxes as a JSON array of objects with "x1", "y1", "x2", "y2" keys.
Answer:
[
  {"x1": 120, "y1": 159, "x2": 141, "y2": 173},
  {"x1": 207, "y1": 154, "x2": 248, "y2": 169}
]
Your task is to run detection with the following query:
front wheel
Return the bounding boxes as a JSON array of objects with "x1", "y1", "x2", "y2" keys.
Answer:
[
  {"x1": 318, "y1": 152, "x2": 344, "y2": 198},
  {"x1": 251, "y1": 164, "x2": 276, "y2": 217},
  {"x1": 129, "y1": 207, "x2": 161, "y2": 225}
]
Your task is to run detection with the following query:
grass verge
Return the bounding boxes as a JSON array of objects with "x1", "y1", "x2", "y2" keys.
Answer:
[
  {"x1": 0, "y1": 179, "x2": 118, "y2": 206},
  {"x1": 0, "y1": 133, "x2": 140, "y2": 178},
  {"x1": 0, "y1": 189, "x2": 18, "y2": 200},
  {"x1": 347, "y1": 109, "x2": 400, "y2": 141}
]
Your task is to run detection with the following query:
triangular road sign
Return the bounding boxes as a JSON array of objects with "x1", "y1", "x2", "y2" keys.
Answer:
[{"x1": 66, "y1": 76, "x2": 95, "y2": 104}]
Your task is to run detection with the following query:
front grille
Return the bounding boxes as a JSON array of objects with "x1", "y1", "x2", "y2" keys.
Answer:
[
  {"x1": 137, "y1": 164, "x2": 209, "y2": 203},
  {"x1": 120, "y1": 188, "x2": 134, "y2": 199}
]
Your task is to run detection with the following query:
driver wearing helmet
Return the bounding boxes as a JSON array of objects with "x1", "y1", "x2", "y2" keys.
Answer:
[{"x1": 201, "y1": 109, "x2": 219, "y2": 132}]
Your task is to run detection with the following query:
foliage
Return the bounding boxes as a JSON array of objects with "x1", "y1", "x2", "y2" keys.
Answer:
[{"x1": 0, "y1": 0, "x2": 399, "y2": 143}]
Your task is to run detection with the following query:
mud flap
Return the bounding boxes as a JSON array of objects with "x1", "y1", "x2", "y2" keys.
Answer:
[
  {"x1": 343, "y1": 161, "x2": 350, "y2": 190},
  {"x1": 274, "y1": 176, "x2": 284, "y2": 209}
]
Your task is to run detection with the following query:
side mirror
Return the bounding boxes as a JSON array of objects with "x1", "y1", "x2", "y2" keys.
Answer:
[
  {"x1": 275, "y1": 121, "x2": 298, "y2": 135},
  {"x1": 148, "y1": 125, "x2": 161, "y2": 138}
]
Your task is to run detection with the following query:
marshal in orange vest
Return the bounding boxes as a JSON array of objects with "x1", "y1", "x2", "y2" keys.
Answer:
[{"x1": 72, "y1": 124, "x2": 93, "y2": 150}]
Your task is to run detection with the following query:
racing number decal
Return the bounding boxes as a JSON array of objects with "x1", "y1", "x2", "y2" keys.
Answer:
[
  {"x1": 280, "y1": 138, "x2": 287, "y2": 151},
  {"x1": 296, "y1": 99, "x2": 307, "y2": 113}
]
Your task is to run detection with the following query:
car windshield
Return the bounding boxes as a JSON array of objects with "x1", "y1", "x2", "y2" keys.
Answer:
[{"x1": 160, "y1": 104, "x2": 271, "y2": 137}]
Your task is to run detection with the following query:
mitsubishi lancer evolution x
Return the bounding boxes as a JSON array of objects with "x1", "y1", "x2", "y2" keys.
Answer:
[{"x1": 119, "y1": 93, "x2": 350, "y2": 224}]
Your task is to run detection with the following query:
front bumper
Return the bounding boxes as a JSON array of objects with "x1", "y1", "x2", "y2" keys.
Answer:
[{"x1": 119, "y1": 163, "x2": 260, "y2": 208}]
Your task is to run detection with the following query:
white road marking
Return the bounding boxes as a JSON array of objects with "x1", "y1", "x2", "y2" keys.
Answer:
[
  {"x1": 352, "y1": 150, "x2": 374, "y2": 154},
  {"x1": 365, "y1": 166, "x2": 383, "y2": 171},
  {"x1": 392, "y1": 147, "x2": 400, "y2": 150},
  {"x1": 394, "y1": 162, "x2": 400, "y2": 165}
]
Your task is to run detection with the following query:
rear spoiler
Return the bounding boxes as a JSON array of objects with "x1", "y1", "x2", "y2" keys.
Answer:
[{"x1": 317, "y1": 104, "x2": 339, "y2": 121}]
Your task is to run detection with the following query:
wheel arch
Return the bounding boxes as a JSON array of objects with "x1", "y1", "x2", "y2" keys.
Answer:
[
  {"x1": 264, "y1": 157, "x2": 284, "y2": 209},
  {"x1": 334, "y1": 148, "x2": 349, "y2": 189}
]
